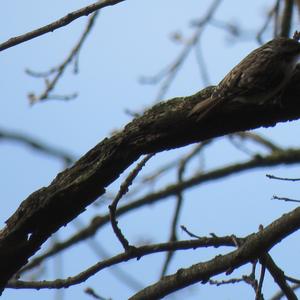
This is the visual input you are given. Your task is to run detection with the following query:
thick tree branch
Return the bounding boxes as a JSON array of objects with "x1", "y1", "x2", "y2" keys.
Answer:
[
  {"x1": 19, "y1": 145, "x2": 300, "y2": 274},
  {"x1": 129, "y1": 207, "x2": 300, "y2": 300},
  {"x1": 1, "y1": 68, "x2": 300, "y2": 294},
  {"x1": 0, "y1": 0, "x2": 125, "y2": 52}
]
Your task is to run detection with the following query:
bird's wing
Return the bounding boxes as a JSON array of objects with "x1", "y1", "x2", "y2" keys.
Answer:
[
  {"x1": 189, "y1": 96, "x2": 222, "y2": 121},
  {"x1": 190, "y1": 44, "x2": 286, "y2": 121},
  {"x1": 213, "y1": 49, "x2": 286, "y2": 101}
]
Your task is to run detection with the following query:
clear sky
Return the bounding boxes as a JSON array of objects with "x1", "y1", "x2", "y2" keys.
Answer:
[{"x1": 2, "y1": 0, "x2": 300, "y2": 299}]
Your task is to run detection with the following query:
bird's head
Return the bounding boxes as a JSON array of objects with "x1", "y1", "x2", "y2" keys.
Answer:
[{"x1": 267, "y1": 37, "x2": 300, "y2": 58}]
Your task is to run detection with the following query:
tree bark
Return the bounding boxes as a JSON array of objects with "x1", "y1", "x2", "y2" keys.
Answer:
[{"x1": 1, "y1": 68, "x2": 300, "y2": 293}]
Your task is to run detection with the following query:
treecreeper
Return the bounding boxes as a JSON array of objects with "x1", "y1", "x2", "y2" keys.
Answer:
[{"x1": 190, "y1": 37, "x2": 300, "y2": 121}]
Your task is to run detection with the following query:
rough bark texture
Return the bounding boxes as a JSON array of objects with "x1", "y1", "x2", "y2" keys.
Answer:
[
  {"x1": 1, "y1": 68, "x2": 300, "y2": 293},
  {"x1": 130, "y1": 206, "x2": 300, "y2": 300}
]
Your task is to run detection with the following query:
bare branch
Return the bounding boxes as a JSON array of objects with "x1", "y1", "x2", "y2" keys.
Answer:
[
  {"x1": 2, "y1": 69, "x2": 300, "y2": 293},
  {"x1": 85, "y1": 287, "x2": 112, "y2": 300},
  {"x1": 27, "y1": 11, "x2": 99, "y2": 104},
  {"x1": 295, "y1": 0, "x2": 300, "y2": 17},
  {"x1": 0, "y1": 0, "x2": 125, "y2": 52},
  {"x1": 235, "y1": 132, "x2": 282, "y2": 153},
  {"x1": 263, "y1": 254, "x2": 297, "y2": 300},
  {"x1": 209, "y1": 277, "x2": 244, "y2": 286},
  {"x1": 266, "y1": 174, "x2": 300, "y2": 181},
  {"x1": 256, "y1": 1, "x2": 280, "y2": 44},
  {"x1": 129, "y1": 207, "x2": 300, "y2": 299},
  {"x1": 140, "y1": 0, "x2": 222, "y2": 101},
  {"x1": 72, "y1": 219, "x2": 144, "y2": 290},
  {"x1": 0, "y1": 127, "x2": 75, "y2": 165},
  {"x1": 272, "y1": 195, "x2": 300, "y2": 203},
  {"x1": 181, "y1": 225, "x2": 202, "y2": 239},
  {"x1": 20, "y1": 146, "x2": 300, "y2": 274},
  {"x1": 256, "y1": 260, "x2": 266, "y2": 300},
  {"x1": 7, "y1": 235, "x2": 242, "y2": 289},
  {"x1": 109, "y1": 154, "x2": 154, "y2": 250},
  {"x1": 285, "y1": 275, "x2": 300, "y2": 284},
  {"x1": 160, "y1": 143, "x2": 205, "y2": 277},
  {"x1": 270, "y1": 283, "x2": 300, "y2": 300},
  {"x1": 280, "y1": 0, "x2": 294, "y2": 38}
]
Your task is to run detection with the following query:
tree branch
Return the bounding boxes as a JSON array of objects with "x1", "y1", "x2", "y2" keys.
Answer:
[
  {"x1": 263, "y1": 254, "x2": 297, "y2": 300},
  {"x1": 27, "y1": 11, "x2": 99, "y2": 104},
  {"x1": 280, "y1": 0, "x2": 293, "y2": 38},
  {"x1": 1, "y1": 68, "x2": 300, "y2": 294},
  {"x1": 7, "y1": 235, "x2": 242, "y2": 289},
  {"x1": 0, "y1": 128, "x2": 75, "y2": 165},
  {"x1": 129, "y1": 207, "x2": 300, "y2": 300},
  {"x1": 19, "y1": 145, "x2": 300, "y2": 274},
  {"x1": 0, "y1": 0, "x2": 125, "y2": 52}
]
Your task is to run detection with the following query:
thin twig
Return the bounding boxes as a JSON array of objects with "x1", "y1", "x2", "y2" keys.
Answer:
[
  {"x1": 160, "y1": 167, "x2": 184, "y2": 277},
  {"x1": 266, "y1": 174, "x2": 300, "y2": 181},
  {"x1": 270, "y1": 283, "x2": 300, "y2": 300},
  {"x1": 180, "y1": 225, "x2": 202, "y2": 239},
  {"x1": 208, "y1": 18, "x2": 255, "y2": 41},
  {"x1": 228, "y1": 134, "x2": 259, "y2": 157},
  {"x1": 7, "y1": 235, "x2": 244, "y2": 290},
  {"x1": 263, "y1": 254, "x2": 297, "y2": 300},
  {"x1": 0, "y1": 0, "x2": 125, "y2": 52},
  {"x1": 280, "y1": 0, "x2": 294, "y2": 38},
  {"x1": 228, "y1": 132, "x2": 282, "y2": 157},
  {"x1": 0, "y1": 128, "x2": 75, "y2": 165},
  {"x1": 256, "y1": 260, "x2": 266, "y2": 300},
  {"x1": 109, "y1": 154, "x2": 154, "y2": 250},
  {"x1": 285, "y1": 275, "x2": 300, "y2": 284},
  {"x1": 141, "y1": 140, "x2": 212, "y2": 184},
  {"x1": 130, "y1": 206, "x2": 300, "y2": 299},
  {"x1": 256, "y1": 1, "x2": 280, "y2": 44},
  {"x1": 235, "y1": 132, "x2": 282, "y2": 153},
  {"x1": 72, "y1": 219, "x2": 143, "y2": 290},
  {"x1": 274, "y1": 0, "x2": 281, "y2": 38},
  {"x1": 28, "y1": 11, "x2": 99, "y2": 103},
  {"x1": 209, "y1": 263, "x2": 260, "y2": 290},
  {"x1": 272, "y1": 195, "x2": 300, "y2": 203},
  {"x1": 18, "y1": 147, "x2": 300, "y2": 273},
  {"x1": 194, "y1": 41, "x2": 211, "y2": 86},
  {"x1": 160, "y1": 142, "x2": 211, "y2": 277},
  {"x1": 141, "y1": 0, "x2": 222, "y2": 101},
  {"x1": 295, "y1": 0, "x2": 300, "y2": 17},
  {"x1": 209, "y1": 277, "x2": 244, "y2": 286},
  {"x1": 85, "y1": 287, "x2": 111, "y2": 300}
]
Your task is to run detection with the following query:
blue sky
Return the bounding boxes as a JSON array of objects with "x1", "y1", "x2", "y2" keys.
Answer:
[{"x1": 3, "y1": 0, "x2": 300, "y2": 299}]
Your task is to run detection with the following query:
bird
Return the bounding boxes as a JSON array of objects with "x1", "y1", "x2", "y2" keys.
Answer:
[{"x1": 190, "y1": 37, "x2": 300, "y2": 121}]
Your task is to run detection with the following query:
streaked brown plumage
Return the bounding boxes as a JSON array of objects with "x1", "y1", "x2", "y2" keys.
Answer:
[{"x1": 190, "y1": 37, "x2": 300, "y2": 120}]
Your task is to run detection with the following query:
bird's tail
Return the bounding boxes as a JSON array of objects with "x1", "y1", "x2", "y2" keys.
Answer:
[{"x1": 189, "y1": 97, "x2": 221, "y2": 121}]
